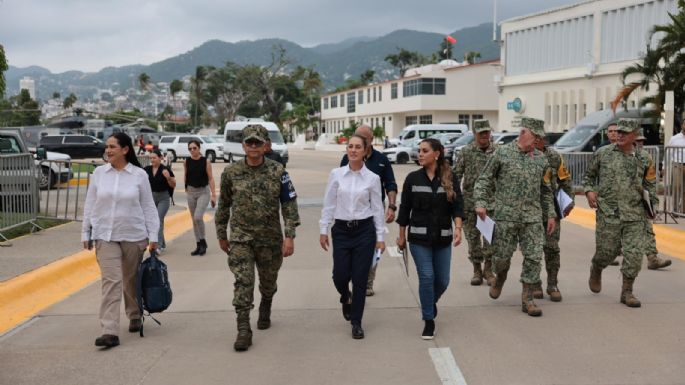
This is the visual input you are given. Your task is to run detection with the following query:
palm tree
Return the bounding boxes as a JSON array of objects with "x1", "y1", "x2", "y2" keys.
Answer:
[
  {"x1": 138, "y1": 72, "x2": 151, "y2": 92},
  {"x1": 0, "y1": 44, "x2": 8, "y2": 98},
  {"x1": 190, "y1": 65, "x2": 210, "y2": 129},
  {"x1": 464, "y1": 51, "x2": 481, "y2": 64}
]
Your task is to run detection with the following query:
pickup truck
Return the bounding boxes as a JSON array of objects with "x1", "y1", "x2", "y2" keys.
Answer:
[{"x1": 0, "y1": 129, "x2": 73, "y2": 189}]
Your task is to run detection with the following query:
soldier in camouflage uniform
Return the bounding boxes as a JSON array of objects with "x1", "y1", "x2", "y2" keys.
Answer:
[
  {"x1": 532, "y1": 136, "x2": 575, "y2": 302},
  {"x1": 215, "y1": 124, "x2": 301, "y2": 351},
  {"x1": 583, "y1": 119, "x2": 658, "y2": 308},
  {"x1": 635, "y1": 130, "x2": 671, "y2": 270},
  {"x1": 454, "y1": 119, "x2": 497, "y2": 286},
  {"x1": 474, "y1": 117, "x2": 556, "y2": 317}
]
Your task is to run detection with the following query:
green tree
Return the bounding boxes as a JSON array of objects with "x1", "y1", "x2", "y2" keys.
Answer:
[
  {"x1": 438, "y1": 39, "x2": 454, "y2": 61},
  {"x1": 169, "y1": 79, "x2": 183, "y2": 98},
  {"x1": 612, "y1": 1, "x2": 685, "y2": 128},
  {"x1": 138, "y1": 72, "x2": 151, "y2": 91},
  {"x1": 360, "y1": 69, "x2": 375, "y2": 84},
  {"x1": 372, "y1": 126, "x2": 385, "y2": 145},
  {"x1": 0, "y1": 44, "x2": 7, "y2": 99},
  {"x1": 190, "y1": 65, "x2": 210, "y2": 128},
  {"x1": 205, "y1": 62, "x2": 251, "y2": 128},
  {"x1": 63, "y1": 93, "x2": 77, "y2": 109},
  {"x1": 52, "y1": 91, "x2": 61, "y2": 99},
  {"x1": 385, "y1": 48, "x2": 427, "y2": 78},
  {"x1": 464, "y1": 51, "x2": 482, "y2": 64}
]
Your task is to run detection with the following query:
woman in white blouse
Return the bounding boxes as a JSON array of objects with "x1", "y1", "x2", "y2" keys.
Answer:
[
  {"x1": 82, "y1": 133, "x2": 159, "y2": 348},
  {"x1": 319, "y1": 134, "x2": 385, "y2": 339}
]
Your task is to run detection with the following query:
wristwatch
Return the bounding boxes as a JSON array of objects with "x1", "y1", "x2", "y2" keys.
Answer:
[{"x1": 388, "y1": 204, "x2": 397, "y2": 211}]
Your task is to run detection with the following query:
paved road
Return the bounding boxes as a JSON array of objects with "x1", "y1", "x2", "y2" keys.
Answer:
[{"x1": 1, "y1": 149, "x2": 684, "y2": 385}]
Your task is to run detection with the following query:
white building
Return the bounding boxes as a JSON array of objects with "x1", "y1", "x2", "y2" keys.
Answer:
[
  {"x1": 19, "y1": 76, "x2": 36, "y2": 100},
  {"x1": 320, "y1": 60, "x2": 501, "y2": 138},
  {"x1": 499, "y1": 0, "x2": 678, "y2": 132}
]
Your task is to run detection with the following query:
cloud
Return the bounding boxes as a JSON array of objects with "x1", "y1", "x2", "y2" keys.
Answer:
[{"x1": 0, "y1": 0, "x2": 573, "y2": 72}]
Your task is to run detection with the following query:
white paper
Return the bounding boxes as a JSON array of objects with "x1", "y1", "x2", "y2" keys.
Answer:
[
  {"x1": 476, "y1": 216, "x2": 495, "y2": 244},
  {"x1": 555, "y1": 189, "x2": 574, "y2": 218},
  {"x1": 372, "y1": 248, "x2": 382, "y2": 268}
]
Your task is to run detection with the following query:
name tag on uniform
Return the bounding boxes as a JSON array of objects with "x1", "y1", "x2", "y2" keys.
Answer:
[{"x1": 280, "y1": 171, "x2": 297, "y2": 203}]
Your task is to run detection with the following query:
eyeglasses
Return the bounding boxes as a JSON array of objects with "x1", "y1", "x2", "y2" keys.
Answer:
[
  {"x1": 244, "y1": 140, "x2": 264, "y2": 147},
  {"x1": 188, "y1": 146, "x2": 199, "y2": 151}
]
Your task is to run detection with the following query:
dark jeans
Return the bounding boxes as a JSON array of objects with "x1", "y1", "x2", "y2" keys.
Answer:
[
  {"x1": 409, "y1": 243, "x2": 451, "y2": 320},
  {"x1": 331, "y1": 218, "x2": 375, "y2": 326}
]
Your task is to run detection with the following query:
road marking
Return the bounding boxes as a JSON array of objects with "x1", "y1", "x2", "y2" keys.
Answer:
[
  {"x1": 429, "y1": 347, "x2": 468, "y2": 385},
  {"x1": 387, "y1": 246, "x2": 401, "y2": 258}
]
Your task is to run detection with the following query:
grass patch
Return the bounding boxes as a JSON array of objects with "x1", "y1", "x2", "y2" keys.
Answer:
[
  {"x1": 71, "y1": 163, "x2": 97, "y2": 174},
  {"x1": 0, "y1": 218, "x2": 70, "y2": 241}
]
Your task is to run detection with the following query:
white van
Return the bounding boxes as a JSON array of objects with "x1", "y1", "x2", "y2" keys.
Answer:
[
  {"x1": 223, "y1": 120, "x2": 288, "y2": 164},
  {"x1": 399, "y1": 124, "x2": 468, "y2": 147}
]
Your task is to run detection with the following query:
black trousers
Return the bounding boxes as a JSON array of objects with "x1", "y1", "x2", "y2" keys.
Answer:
[{"x1": 331, "y1": 218, "x2": 376, "y2": 326}]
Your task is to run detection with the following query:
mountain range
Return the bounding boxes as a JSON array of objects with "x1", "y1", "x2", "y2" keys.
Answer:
[{"x1": 5, "y1": 23, "x2": 500, "y2": 100}]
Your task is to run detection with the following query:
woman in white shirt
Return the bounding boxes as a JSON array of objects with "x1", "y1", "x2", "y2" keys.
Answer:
[
  {"x1": 319, "y1": 134, "x2": 385, "y2": 340},
  {"x1": 82, "y1": 133, "x2": 159, "y2": 348}
]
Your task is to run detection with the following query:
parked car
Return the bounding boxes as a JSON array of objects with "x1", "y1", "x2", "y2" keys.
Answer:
[
  {"x1": 38, "y1": 134, "x2": 106, "y2": 159},
  {"x1": 1, "y1": 129, "x2": 72, "y2": 190},
  {"x1": 382, "y1": 146, "x2": 412, "y2": 164},
  {"x1": 451, "y1": 133, "x2": 476, "y2": 164},
  {"x1": 491, "y1": 132, "x2": 519, "y2": 145},
  {"x1": 223, "y1": 120, "x2": 288, "y2": 164},
  {"x1": 158, "y1": 135, "x2": 224, "y2": 163},
  {"x1": 545, "y1": 132, "x2": 565, "y2": 146},
  {"x1": 410, "y1": 133, "x2": 464, "y2": 164}
]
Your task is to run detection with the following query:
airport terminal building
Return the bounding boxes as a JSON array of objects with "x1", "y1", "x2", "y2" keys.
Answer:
[
  {"x1": 498, "y1": 0, "x2": 678, "y2": 132},
  {"x1": 320, "y1": 60, "x2": 501, "y2": 138}
]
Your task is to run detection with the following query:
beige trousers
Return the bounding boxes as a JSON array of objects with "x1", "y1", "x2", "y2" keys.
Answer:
[{"x1": 95, "y1": 239, "x2": 147, "y2": 335}]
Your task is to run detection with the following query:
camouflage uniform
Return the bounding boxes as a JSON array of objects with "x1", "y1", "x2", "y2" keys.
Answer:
[
  {"x1": 473, "y1": 120, "x2": 555, "y2": 285},
  {"x1": 583, "y1": 119, "x2": 657, "y2": 307},
  {"x1": 454, "y1": 119, "x2": 496, "y2": 285},
  {"x1": 215, "y1": 125, "x2": 300, "y2": 327},
  {"x1": 540, "y1": 146, "x2": 574, "y2": 273}
]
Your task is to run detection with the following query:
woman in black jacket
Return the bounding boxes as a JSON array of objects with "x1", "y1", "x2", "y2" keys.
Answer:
[
  {"x1": 396, "y1": 138, "x2": 463, "y2": 340},
  {"x1": 144, "y1": 150, "x2": 176, "y2": 253}
]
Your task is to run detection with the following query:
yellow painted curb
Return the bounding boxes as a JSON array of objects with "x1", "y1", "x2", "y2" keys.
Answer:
[
  {"x1": 65, "y1": 179, "x2": 88, "y2": 187},
  {"x1": 566, "y1": 207, "x2": 685, "y2": 261},
  {"x1": 0, "y1": 210, "x2": 213, "y2": 335}
]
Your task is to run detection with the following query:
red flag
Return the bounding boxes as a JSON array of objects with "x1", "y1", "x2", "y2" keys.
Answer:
[{"x1": 446, "y1": 35, "x2": 457, "y2": 44}]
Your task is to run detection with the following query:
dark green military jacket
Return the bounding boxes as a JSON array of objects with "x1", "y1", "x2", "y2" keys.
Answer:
[
  {"x1": 473, "y1": 141, "x2": 556, "y2": 223},
  {"x1": 454, "y1": 141, "x2": 497, "y2": 212},
  {"x1": 215, "y1": 158, "x2": 300, "y2": 243},
  {"x1": 583, "y1": 144, "x2": 657, "y2": 223}
]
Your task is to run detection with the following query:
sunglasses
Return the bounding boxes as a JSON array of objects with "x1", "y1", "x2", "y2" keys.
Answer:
[
  {"x1": 188, "y1": 146, "x2": 199, "y2": 150},
  {"x1": 244, "y1": 140, "x2": 264, "y2": 147}
]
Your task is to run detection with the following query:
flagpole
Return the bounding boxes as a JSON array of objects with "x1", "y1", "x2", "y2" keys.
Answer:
[{"x1": 493, "y1": 0, "x2": 498, "y2": 42}]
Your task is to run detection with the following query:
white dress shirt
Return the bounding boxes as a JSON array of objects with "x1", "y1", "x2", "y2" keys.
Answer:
[
  {"x1": 319, "y1": 164, "x2": 385, "y2": 242},
  {"x1": 668, "y1": 132, "x2": 685, "y2": 163},
  {"x1": 81, "y1": 163, "x2": 160, "y2": 243}
]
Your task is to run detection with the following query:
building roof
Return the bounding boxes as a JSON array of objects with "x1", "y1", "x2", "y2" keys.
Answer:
[{"x1": 500, "y1": 0, "x2": 598, "y2": 25}]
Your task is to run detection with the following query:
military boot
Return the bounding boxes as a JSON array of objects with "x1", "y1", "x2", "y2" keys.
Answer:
[
  {"x1": 546, "y1": 269, "x2": 562, "y2": 302},
  {"x1": 620, "y1": 275, "x2": 641, "y2": 308},
  {"x1": 470, "y1": 262, "x2": 483, "y2": 286},
  {"x1": 589, "y1": 264, "x2": 603, "y2": 293},
  {"x1": 483, "y1": 260, "x2": 495, "y2": 286},
  {"x1": 521, "y1": 283, "x2": 543, "y2": 317},
  {"x1": 234, "y1": 313, "x2": 253, "y2": 352},
  {"x1": 257, "y1": 298, "x2": 272, "y2": 330},
  {"x1": 647, "y1": 254, "x2": 672, "y2": 270},
  {"x1": 532, "y1": 282, "x2": 544, "y2": 299},
  {"x1": 489, "y1": 269, "x2": 508, "y2": 299}
]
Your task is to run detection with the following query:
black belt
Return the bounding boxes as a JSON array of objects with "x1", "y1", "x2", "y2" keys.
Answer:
[{"x1": 335, "y1": 217, "x2": 373, "y2": 228}]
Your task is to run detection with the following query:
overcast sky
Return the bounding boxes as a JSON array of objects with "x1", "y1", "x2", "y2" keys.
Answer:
[{"x1": 0, "y1": 0, "x2": 574, "y2": 73}]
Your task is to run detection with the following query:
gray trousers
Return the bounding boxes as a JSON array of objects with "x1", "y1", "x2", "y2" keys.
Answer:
[
  {"x1": 152, "y1": 191, "x2": 171, "y2": 248},
  {"x1": 186, "y1": 186, "x2": 210, "y2": 242}
]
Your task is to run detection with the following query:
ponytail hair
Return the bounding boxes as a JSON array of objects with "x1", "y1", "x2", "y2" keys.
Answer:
[
  {"x1": 109, "y1": 133, "x2": 142, "y2": 168},
  {"x1": 421, "y1": 138, "x2": 456, "y2": 202}
]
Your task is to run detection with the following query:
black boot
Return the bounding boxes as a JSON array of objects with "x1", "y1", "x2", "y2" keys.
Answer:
[
  {"x1": 198, "y1": 239, "x2": 207, "y2": 256},
  {"x1": 190, "y1": 242, "x2": 201, "y2": 256}
]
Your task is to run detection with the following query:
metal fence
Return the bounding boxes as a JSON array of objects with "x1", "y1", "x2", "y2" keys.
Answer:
[
  {"x1": 0, "y1": 154, "x2": 41, "y2": 243},
  {"x1": 663, "y1": 146, "x2": 685, "y2": 218}
]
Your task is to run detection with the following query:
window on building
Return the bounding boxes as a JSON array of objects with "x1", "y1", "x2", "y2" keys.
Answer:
[
  {"x1": 406, "y1": 116, "x2": 418, "y2": 126},
  {"x1": 419, "y1": 115, "x2": 433, "y2": 124},
  {"x1": 358, "y1": 90, "x2": 364, "y2": 105},
  {"x1": 382, "y1": 117, "x2": 386, "y2": 128},
  {"x1": 378, "y1": 86, "x2": 382, "y2": 101},
  {"x1": 571, "y1": 104, "x2": 578, "y2": 125},
  {"x1": 545, "y1": 105, "x2": 552, "y2": 124},
  {"x1": 323, "y1": 97, "x2": 328, "y2": 109},
  {"x1": 340, "y1": 94, "x2": 344, "y2": 107},
  {"x1": 367, "y1": 89, "x2": 370, "y2": 103},
  {"x1": 403, "y1": 78, "x2": 447, "y2": 97},
  {"x1": 347, "y1": 92, "x2": 355, "y2": 113},
  {"x1": 583, "y1": 104, "x2": 587, "y2": 118},
  {"x1": 331, "y1": 95, "x2": 338, "y2": 108},
  {"x1": 373, "y1": 87, "x2": 377, "y2": 102},
  {"x1": 472, "y1": 114, "x2": 483, "y2": 121},
  {"x1": 562, "y1": 105, "x2": 568, "y2": 125},
  {"x1": 458, "y1": 114, "x2": 470, "y2": 126},
  {"x1": 554, "y1": 106, "x2": 560, "y2": 125},
  {"x1": 598, "y1": 102, "x2": 604, "y2": 111},
  {"x1": 391, "y1": 83, "x2": 398, "y2": 99}
]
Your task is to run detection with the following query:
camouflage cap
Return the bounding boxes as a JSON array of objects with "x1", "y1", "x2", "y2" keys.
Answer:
[
  {"x1": 472, "y1": 119, "x2": 491, "y2": 133},
  {"x1": 242, "y1": 124, "x2": 269, "y2": 143},
  {"x1": 636, "y1": 128, "x2": 646, "y2": 141},
  {"x1": 616, "y1": 118, "x2": 640, "y2": 133},
  {"x1": 520, "y1": 116, "x2": 545, "y2": 137}
]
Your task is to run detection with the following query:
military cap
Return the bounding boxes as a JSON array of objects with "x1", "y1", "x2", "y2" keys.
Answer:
[
  {"x1": 473, "y1": 119, "x2": 492, "y2": 133},
  {"x1": 616, "y1": 118, "x2": 640, "y2": 133},
  {"x1": 636, "y1": 128, "x2": 646, "y2": 141},
  {"x1": 520, "y1": 116, "x2": 545, "y2": 137},
  {"x1": 242, "y1": 124, "x2": 269, "y2": 143}
]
